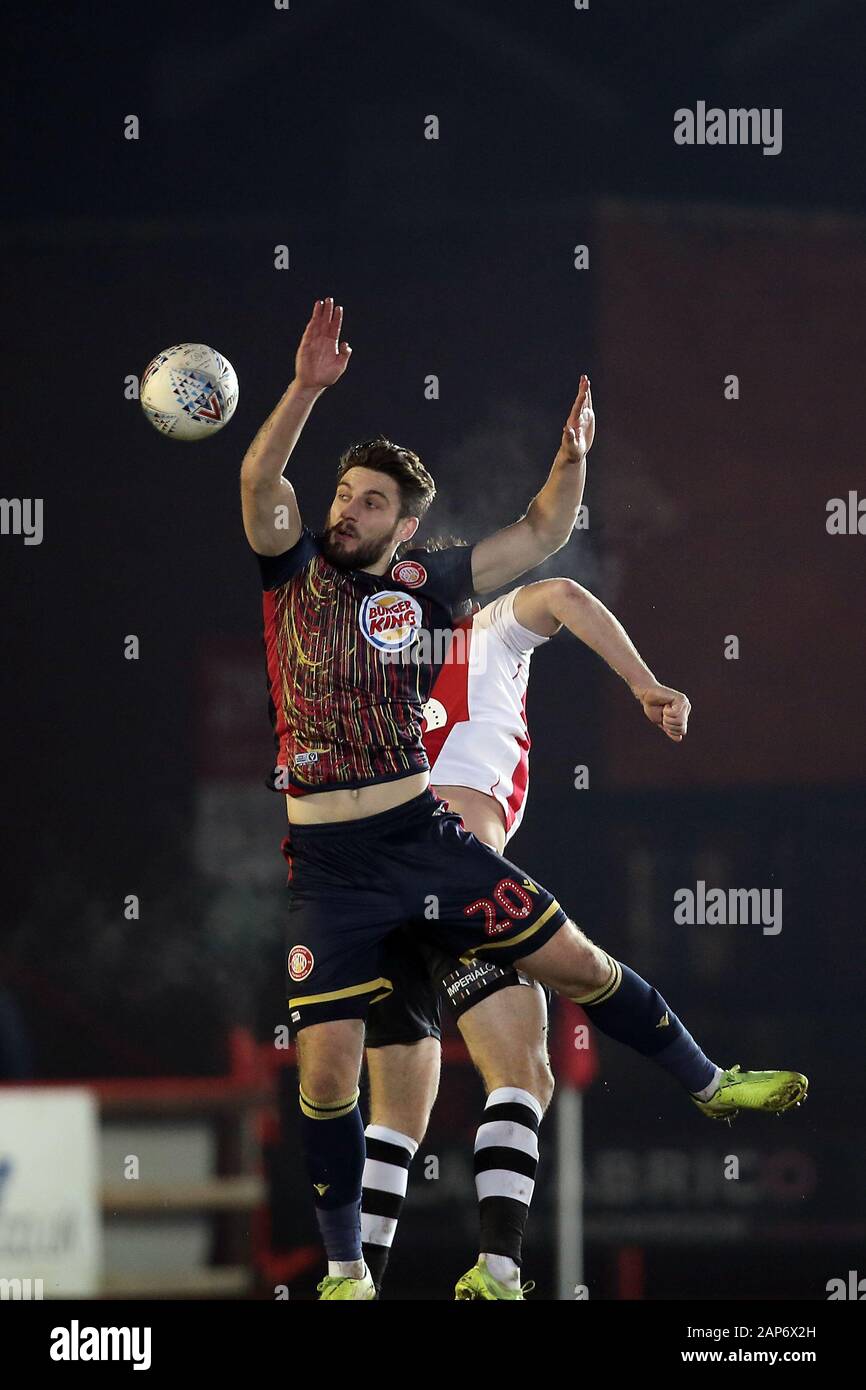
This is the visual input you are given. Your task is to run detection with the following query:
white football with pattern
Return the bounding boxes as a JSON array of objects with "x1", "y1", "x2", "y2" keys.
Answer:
[{"x1": 140, "y1": 342, "x2": 239, "y2": 441}]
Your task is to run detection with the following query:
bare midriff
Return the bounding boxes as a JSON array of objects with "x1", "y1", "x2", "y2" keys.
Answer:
[
  {"x1": 285, "y1": 773, "x2": 507, "y2": 850},
  {"x1": 285, "y1": 770, "x2": 430, "y2": 824}
]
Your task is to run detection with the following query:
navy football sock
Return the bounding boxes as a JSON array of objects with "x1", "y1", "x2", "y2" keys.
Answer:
[
  {"x1": 573, "y1": 954, "x2": 718, "y2": 1094},
  {"x1": 299, "y1": 1087, "x2": 366, "y2": 1263}
]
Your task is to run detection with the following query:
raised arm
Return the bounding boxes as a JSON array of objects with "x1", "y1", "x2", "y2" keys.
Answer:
[
  {"x1": 513, "y1": 578, "x2": 691, "y2": 742},
  {"x1": 240, "y1": 298, "x2": 352, "y2": 555},
  {"x1": 470, "y1": 376, "x2": 594, "y2": 593}
]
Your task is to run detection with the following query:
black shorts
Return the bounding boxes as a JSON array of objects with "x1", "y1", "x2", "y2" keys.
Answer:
[
  {"x1": 283, "y1": 788, "x2": 566, "y2": 1032},
  {"x1": 364, "y1": 931, "x2": 547, "y2": 1047}
]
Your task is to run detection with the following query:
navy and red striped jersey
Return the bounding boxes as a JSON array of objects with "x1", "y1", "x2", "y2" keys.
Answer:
[{"x1": 257, "y1": 529, "x2": 477, "y2": 796}]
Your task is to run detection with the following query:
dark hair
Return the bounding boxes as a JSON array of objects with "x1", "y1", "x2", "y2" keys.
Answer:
[{"x1": 336, "y1": 436, "x2": 436, "y2": 521}]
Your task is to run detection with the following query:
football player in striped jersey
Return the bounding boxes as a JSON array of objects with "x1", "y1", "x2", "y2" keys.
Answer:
[{"x1": 243, "y1": 298, "x2": 807, "y2": 1301}]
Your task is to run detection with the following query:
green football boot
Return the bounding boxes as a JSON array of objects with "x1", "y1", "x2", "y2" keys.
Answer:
[
  {"x1": 692, "y1": 1065, "x2": 808, "y2": 1122},
  {"x1": 316, "y1": 1267, "x2": 377, "y2": 1300},
  {"x1": 454, "y1": 1258, "x2": 535, "y2": 1300}
]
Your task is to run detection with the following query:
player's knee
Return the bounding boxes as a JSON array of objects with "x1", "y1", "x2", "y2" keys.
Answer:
[
  {"x1": 299, "y1": 1064, "x2": 360, "y2": 1107},
  {"x1": 368, "y1": 1087, "x2": 434, "y2": 1145},
  {"x1": 521, "y1": 1046, "x2": 555, "y2": 1111},
  {"x1": 296, "y1": 1024, "x2": 362, "y2": 1104},
  {"x1": 483, "y1": 1049, "x2": 554, "y2": 1112},
  {"x1": 561, "y1": 920, "x2": 611, "y2": 988},
  {"x1": 534, "y1": 1058, "x2": 555, "y2": 1111},
  {"x1": 366, "y1": 1037, "x2": 440, "y2": 1143}
]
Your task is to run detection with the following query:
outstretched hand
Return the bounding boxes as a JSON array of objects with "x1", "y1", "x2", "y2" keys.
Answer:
[
  {"x1": 633, "y1": 683, "x2": 691, "y2": 742},
  {"x1": 558, "y1": 374, "x2": 595, "y2": 464},
  {"x1": 295, "y1": 297, "x2": 352, "y2": 390}
]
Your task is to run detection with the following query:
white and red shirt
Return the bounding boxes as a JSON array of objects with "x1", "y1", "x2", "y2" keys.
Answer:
[{"x1": 421, "y1": 587, "x2": 549, "y2": 842}]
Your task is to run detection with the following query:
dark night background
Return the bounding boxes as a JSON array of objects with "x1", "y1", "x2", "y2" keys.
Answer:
[{"x1": 1, "y1": 0, "x2": 865, "y2": 1300}]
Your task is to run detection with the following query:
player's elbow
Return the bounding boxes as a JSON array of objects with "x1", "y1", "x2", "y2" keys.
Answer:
[
  {"x1": 525, "y1": 505, "x2": 570, "y2": 560},
  {"x1": 240, "y1": 461, "x2": 271, "y2": 493}
]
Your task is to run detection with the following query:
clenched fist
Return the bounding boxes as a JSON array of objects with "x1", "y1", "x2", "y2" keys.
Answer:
[{"x1": 632, "y1": 683, "x2": 691, "y2": 742}]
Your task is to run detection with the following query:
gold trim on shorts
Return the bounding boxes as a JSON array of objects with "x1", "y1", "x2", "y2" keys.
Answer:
[
  {"x1": 459, "y1": 900, "x2": 563, "y2": 962},
  {"x1": 289, "y1": 976, "x2": 394, "y2": 1009}
]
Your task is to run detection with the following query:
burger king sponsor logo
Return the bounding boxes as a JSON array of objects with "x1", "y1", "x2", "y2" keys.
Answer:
[
  {"x1": 391, "y1": 559, "x2": 428, "y2": 589},
  {"x1": 360, "y1": 590, "x2": 423, "y2": 651},
  {"x1": 288, "y1": 945, "x2": 314, "y2": 982}
]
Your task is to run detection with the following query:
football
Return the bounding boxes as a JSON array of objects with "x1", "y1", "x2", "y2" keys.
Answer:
[{"x1": 140, "y1": 342, "x2": 239, "y2": 440}]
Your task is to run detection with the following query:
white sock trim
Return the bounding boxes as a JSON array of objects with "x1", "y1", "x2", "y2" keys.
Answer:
[
  {"x1": 328, "y1": 1258, "x2": 366, "y2": 1280},
  {"x1": 692, "y1": 1066, "x2": 724, "y2": 1101},
  {"x1": 365, "y1": 1124, "x2": 419, "y2": 1157},
  {"x1": 475, "y1": 1119, "x2": 539, "y2": 1159},
  {"x1": 361, "y1": 1212, "x2": 398, "y2": 1247},
  {"x1": 476, "y1": 1169, "x2": 535, "y2": 1204},
  {"x1": 481, "y1": 1253, "x2": 521, "y2": 1287},
  {"x1": 363, "y1": 1158, "x2": 409, "y2": 1196}
]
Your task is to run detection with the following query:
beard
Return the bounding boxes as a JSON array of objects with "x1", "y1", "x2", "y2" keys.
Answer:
[{"x1": 320, "y1": 517, "x2": 398, "y2": 571}]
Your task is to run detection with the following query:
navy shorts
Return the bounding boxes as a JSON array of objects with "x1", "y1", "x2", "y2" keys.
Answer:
[{"x1": 283, "y1": 789, "x2": 566, "y2": 1032}]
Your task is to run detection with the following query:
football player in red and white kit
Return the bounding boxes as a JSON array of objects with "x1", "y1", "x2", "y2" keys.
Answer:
[
  {"x1": 363, "y1": 583, "x2": 808, "y2": 1299},
  {"x1": 361, "y1": 575, "x2": 697, "y2": 1297}
]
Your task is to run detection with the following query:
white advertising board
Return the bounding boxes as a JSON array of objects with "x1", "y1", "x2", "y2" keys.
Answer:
[{"x1": 0, "y1": 1089, "x2": 101, "y2": 1297}]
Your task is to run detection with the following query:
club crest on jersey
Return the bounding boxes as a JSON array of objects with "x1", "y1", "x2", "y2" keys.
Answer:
[
  {"x1": 391, "y1": 559, "x2": 428, "y2": 589},
  {"x1": 288, "y1": 945, "x2": 314, "y2": 982},
  {"x1": 360, "y1": 591, "x2": 423, "y2": 651}
]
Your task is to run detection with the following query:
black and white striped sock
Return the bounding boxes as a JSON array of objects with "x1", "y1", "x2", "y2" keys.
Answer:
[
  {"x1": 360, "y1": 1125, "x2": 418, "y2": 1293},
  {"x1": 474, "y1": 1086, "x2": 543, "y2": 1285}
]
